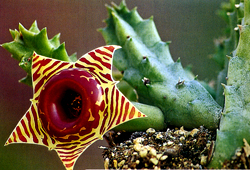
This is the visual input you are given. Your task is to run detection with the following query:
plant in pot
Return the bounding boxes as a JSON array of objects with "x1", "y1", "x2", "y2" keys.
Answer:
[{"x1": 2, "y1": 0, "x2": 250, "y2": 169}]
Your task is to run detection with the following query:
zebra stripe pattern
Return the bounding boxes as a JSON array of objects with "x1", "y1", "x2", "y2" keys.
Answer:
[{"x1": 5, "y1": 45, "x2": 146, "y2": 170}]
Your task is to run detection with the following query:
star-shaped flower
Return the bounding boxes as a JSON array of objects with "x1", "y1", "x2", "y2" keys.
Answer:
[{"x1": 6, "y1": 45, "x2": 146, "y2": 170}]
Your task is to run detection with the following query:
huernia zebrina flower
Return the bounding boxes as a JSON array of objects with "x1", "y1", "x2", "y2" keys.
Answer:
[{"x1": 5, "y1": 45, "x2": 146, "y2": 170}]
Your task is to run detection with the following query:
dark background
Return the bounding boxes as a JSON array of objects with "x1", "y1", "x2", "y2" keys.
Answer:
[{"x1": 0, "y1": 0, "x2": 226, "y2": 169}]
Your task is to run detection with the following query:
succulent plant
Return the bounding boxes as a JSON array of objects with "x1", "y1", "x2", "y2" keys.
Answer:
[
  {"x1": 4, "y1": 0, "x2": 250, "y2": 169},
  {"x1": 99, "y1": 1, "x2": 222, "y2": 129}
]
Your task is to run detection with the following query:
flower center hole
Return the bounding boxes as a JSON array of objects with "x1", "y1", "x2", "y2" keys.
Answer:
[{"x1": 60, "y1": 89, "x2": 82, "y2": 119}]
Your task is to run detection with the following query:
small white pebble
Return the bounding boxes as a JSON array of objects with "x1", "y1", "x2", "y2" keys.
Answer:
[
  {"x1": 133, "y1": 152, "x2": 138, "y2": 155},
  {"x1": 194, "y1": 163, "x2": 200, "y2": 169},
  {"x1": 156, "y1": 153, "x2": 163, "y2": 160},
  {"x1": 139, "y1": 148, "x2": 148, "y2": 158},
  {"x1": 180, "y1": 136, "x2": 185, "y2": 141},
  {"x1": 104, "y1": 158, "x2": 109, "y2": 170},
  {"x1": 200, "y1": 155, "x2": 207, "y2": 165},
  {"x1": 123, "y1": 165, "x2": 128, "y2": 169},
  {"x1": 154, "y1": 166, "x2": 161, "y2": 170},
  {"x1": 146, "y1": 128, "x2": 156, "y2": 134},
  {"x1": 175, "y1": 126, "x2": 189, "y2": 136},
  {"x1": 190, "y1": 128, "x2": 199, "y2": 137},
  {"x1": 133, "y1": 137, "x2": 144, "y2": 144},
  {"x1": 118, "y1": 160, "x2": 125, "y2": 167},
  {"x1": 167, "y1": 141, "x2": 174, "y2": 146},
  {"x1": 236, "y1": 150, "x2": 241, "y2": 157},
  {"x1": 149, "y1": 147, "x2": 157, "y2": 156},
  {"x1": 150, "y1": 157, "x2": 159, "y2": 165},
  {"x1": 160, "y1": 155, "x2": 168, "y2": 161},
  {"x1": 156, "y1": 133, "x2": 163, "y2": 139},
  {"x1": 134, "y1": 143, "x2": 142, "y2": 152}
]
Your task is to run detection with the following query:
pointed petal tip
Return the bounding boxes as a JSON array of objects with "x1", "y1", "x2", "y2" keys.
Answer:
[
  {"x1": 113, "y1": 45, "x2": 122, "y2": 50},
  {"x1": 4, "y1": 141, "x2": 10, "y2": 146},
  {"x1": 102, "y1": 45, "x2": 122, "y2": 53},
  {"x1": 4, "y1": 137, "x2": 13, "y2": 146}
]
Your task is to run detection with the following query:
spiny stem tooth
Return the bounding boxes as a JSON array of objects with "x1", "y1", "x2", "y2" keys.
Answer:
[
  {"x1": 221, "y1": 83, "x2": 226, "y2": 89},
  {"x1": 226, "y1": 55, "x2": 232, "y2": 60},
  {"x1": 237, "y1": 25, "x2": 243, "y2": 32}
]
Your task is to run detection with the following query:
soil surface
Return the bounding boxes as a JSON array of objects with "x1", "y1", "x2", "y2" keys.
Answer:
[
  {"x1": 101, "y1": 126, "x2": 250, "y2": 169},
  {"x1": 102, "y1": 126, "x2": 215, "y2": 169}
]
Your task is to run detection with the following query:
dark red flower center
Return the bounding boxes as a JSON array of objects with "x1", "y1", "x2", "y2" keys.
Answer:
[
  {"x1": 38, "y1": 68, "x2": 103, "y2": 138},
  {"x1": 60, "y1": 89, "x2": 82, "y2": 119}
]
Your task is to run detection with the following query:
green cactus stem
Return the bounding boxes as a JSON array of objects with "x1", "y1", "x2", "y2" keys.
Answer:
[
  {"x1": 1, "y1": 21, "x2": 77, "y2": 86},
  {"x1": 212, "y1": 0, "x2": 241, "y2": 107},
  {"x1": 99, "y1": 1, "x2": 222, "y2": 129},
  {"x1": 209, "y1": 0, "x2": 250, "y2": 167}
]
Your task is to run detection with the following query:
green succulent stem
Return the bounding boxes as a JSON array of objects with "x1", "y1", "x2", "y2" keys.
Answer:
[
  {"x1": 209, "y1": 0, "x2": 250, "y2": 167},
  {"x1": 1, "y1": 21, "x2": 76, "y2": 86},
  {"x1": 212, "y1": 0, "x2": 240, "y2": 107},
  {"x1": 245, "y1": 0, "x2": 250, "y2": 25},
  {"x1": 100, "y1": 1, "x2": 222, "y2": 130}
]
